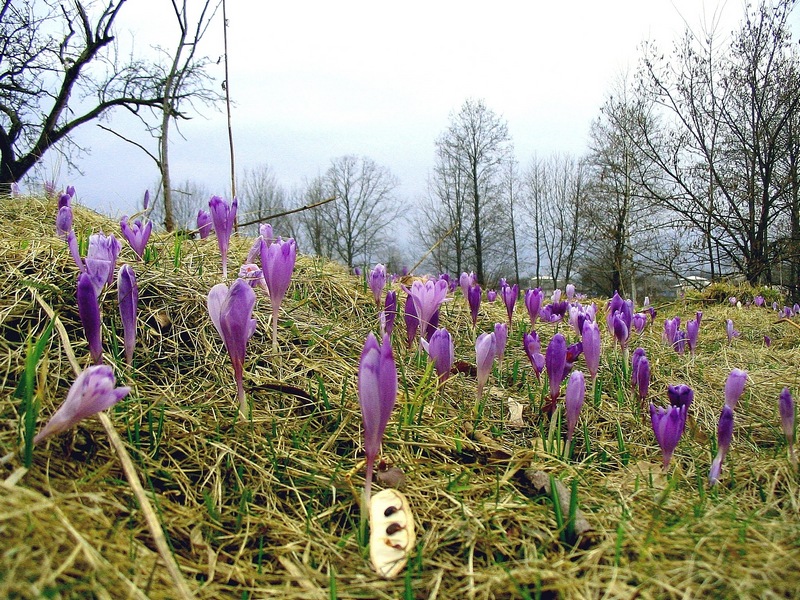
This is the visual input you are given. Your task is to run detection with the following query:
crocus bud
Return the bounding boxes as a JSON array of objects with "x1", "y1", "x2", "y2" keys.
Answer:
[
  {"x1": 486, "y1": 289, "x2": 497, "y2": 302},
  {"x1": 209, "y1": 195, "x2": 237, "y2": 279},
  {"x1": 403, "y1": 294, "x2": 419, "y2": 349},
  {"x1": 56, "y1": 206, "x2": 73, "y2": 239},
  {"x1": 709, "y1": 404, "x2": 734, "y2": 485},
  {"x1": 369, "y1": 264, "x2": 387, "y2": 307},
  {"x1": 475, "y1": 332, "x2": 497, "y2": 397},
  {"x1": 260, "y1": 237, "x2": 297, "y2": 351},
  {"x1": 494, "y1": 322, "x2": 508, "y2": 363},
  {"x1": 197, "y1": 209, "x2": 212, "y2": 239},
  {"x1": 667, "y1": 384, "x2": 694, "y2": 409},
  {"x1": 523, "y1": 331, "x2": 545, "y2": 380},
  {"x1": 358, "y1": 333, "x2": 398, "y2": 501},
  {"x1": 34, "y1": 365, "x2": 130, "y2": 444},
  {"x1": 118, "y1": 264, "x2": 138, "y2": 366},
  {"x1": 725, "y1": 319, "x2": 740, "y2": 344},
  {"x1": 779, "y1": 388, "x2": 796, "y2": 464},
  {"x1": 501, "y1": 284, "x2": 518, "y2": 325},
  {"x1": 87, "y1": 232, "x2": 120, "y2": 285},
  {"x1": 724, "y1": 369, "x2": 747, "y2": 409},
  {"x1": 120, "y1": 216, "x2": 152, "y2": 259},
  {"x1": 582, "y1": 320, "x2": 601, "y2": 381},
  {"x1": 406, "y1": 279, "x2": 449, "y2": 338},
  {"x1": 383, "y1": 290, "x2": 397, "y2": 337},
  {"x1": 686, "y1": 319, "x2": 699, "y2": 355},
  {"x1": 565, "y1": 370, "x2": 586, "y2": 444},
  {"x1": 259, "y1": 223, "x2": 274, "y2": 245},
  {"x1": 524, "y1": 288, "x2": 543, "y2": 328},
  {"x1": 77, "y1": 272, "x2": 103, "y2": 364},
  {"x1": 545, "y1": 333, "x2": 567, "y2": 410},
  {"x1": 565, "y1": 284, "x2": 575, "y2": 300},
  {"x1": 467, "y1": 285, "x2": 481, "y2": 327},
  {"x1": 421, "y1": 327, "x2": 454, "y2": 382},
  {"x1": 650, "y1": 403, "x2": 688, "y2": 470},
  {"x1": 636, "y1": 357, "x2": 650, "y2": 403}
]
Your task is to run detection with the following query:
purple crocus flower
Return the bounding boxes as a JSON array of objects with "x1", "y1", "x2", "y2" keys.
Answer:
[
  {"x1": 726, "y1": 319, "x2": 740, "y2": 344},
  {"x1": 686, "y1": 319, "x2": 699, "y2": 356},
  {"x1": 467, "y1": 284, "x2": 482, "y2": 327},
  {"x1": 565, "y1": 370, "x2": 585, "y2": 446},
  {"x1": 421, "y1": 327, "x2": 454, "y2": 383},
  {"x1": 459, "y1": 272, "x2": 475, "y2": 298},
  {"x1": 565, "y1": 284, "x2": 576, "y2": 300},
  {"x1": 494, "y1": 322, "x2": 508, "y2": 364},
  {"x1": 382, "y1": 290, "x2": 397, "y2": 337},
  {"x1": 118, "y1": 265, "x2": 138, "y2": 367},
  {"x1": 673, "y1": 329, "x2": 686, "y2": 355},
  {"x1": 631, "y1": 347, "x2": 646, "y2": 389},
  {"x1": 56, "y1": 205, "x2": 73, "y2": 239},
  {"x1": 369, "y1": 263, "x2": 387, "y2": 307},
  {"x1": 772, "y1": 301, "x2": 779, "y2": 311},
  {"x1": 779, "y1": 388, "x2": 796, "y2": 464},
  {"x1": 87, "y1": 233, "x2": 120, "y2": 285},
  {"x1": 486, "y1": 289, "x2": 497, "y2": 302},
  {"x1": 754, "y1": 295, "x2": 765, "y2": 307},
  {"x1": 197, "y1": 209, "x2": 213, "y2": 239},
  {"x1": 260, "y1": 237, "x2": 296, "y2": 351},
  {"x1": 501, "y1": 284, "x2": 518, "y2": 325},
  {"x1": 208, "y1": 279, "x2": 258, "y2": 418},
  {"x1": 238, "y1": 263, "x2": 269, "y2": 293},
  {"x1": 475, "y1": 331, "x2": 497, "y2": 399},
  {"x1": 403, "y1": 294, "x2": 419, "y2": 349},
  {"x1": 729, "y1": 296, "x2": 738, "y2": 306},
  {"x1": 523, "y1": 331, "x2": 545, "y2": 380},
  {"x1": 612, "y1": 314, "x2": 629, "y2": 349},
  {"x1": 724, "y1": 369, "x2": 747, "y2": 409},
  {"x1": 120, "y1": 216, "x2": 152, "y2": 259},
  {"x1": 524, "y1": 288, "x2": 543, "y2": 328},
  {"x1": 209, "y1": 195, "x2": 237, "y2": 279},
  {"x1": 582, "y1": 320, "x2": 601, "y2": 382},
  {"x1": 663, "y1": 317, "x2": 679, "y2": 347},
  {"x1": 764, "y1": 335, "x2": 772, "y2": 347},
  {"x1": 632, "y1": 312, "x2": 646, "y2": 334},
  {"x1": 636, "y1": 357, "x2": 650, "y2": 404},
  {"x1": 33, "y1": 365, "x2": 130, "y2": 444},
  {"x1": 259, "y1": 223, "x2": 274, "y2": 245},
  {"x1": 667, "y1": 384, "x2": 694, "y2": 410},
  {"x1": 650, "y1": 402, "x2": 688, "y2": 470},
  {"x1": 406, "y1": 278, "x2": 449, "y2": 338},
  {"x1": 77, "y1": 272, "x2": 103, "y2": 364},
  {"x1": 358, "y1": 332, "x2": 398, "y2": 501},
  {"x1": 564, "y1": 342, "x2": 583, "y2": 377},
  {"x1": 709, "y1": 404, "x2": 734, "y2": 485},
  {"x1": 545, "y1": 333, "x2": 567, "y2": 414}
]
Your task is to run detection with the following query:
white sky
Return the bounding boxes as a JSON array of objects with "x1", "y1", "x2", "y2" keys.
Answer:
[{"x1": 45, "y1": 0, "x2": 797, "y2": 219}]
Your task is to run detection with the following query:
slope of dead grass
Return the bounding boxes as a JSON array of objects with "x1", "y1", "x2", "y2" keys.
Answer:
[{"x1": 1, "y1": 197, "x2": 799, "y2": 599}]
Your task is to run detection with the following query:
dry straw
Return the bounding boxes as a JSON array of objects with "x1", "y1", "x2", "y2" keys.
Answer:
[{"x1": 1, "y1": 197, "x2": 799, "y2": 598}]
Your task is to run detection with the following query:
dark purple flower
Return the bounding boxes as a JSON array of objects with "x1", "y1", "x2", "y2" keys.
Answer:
[
  {"x1": 667, "y1": 384, "x2": 694, "y2": 410},
  {"x1": 403, "y1": 294, "x2": 419, "y2": 348},
  {"x1": 709, "y1": 404, "x2": 734, "y2": 485},
  {"x1": 764, "y1": 335, "x2": 772, "y2": 347},
  {"x1": 118, "y1": 264, "x2": 138, "y2": 367},
  {"x1": 369, "y1": 263, "x2": 387, "y2": 307},
  {"x1": 358, "y1": 332, "x2": 398, "y2": 501},
  {"x1": 209, "y1": 195, "x2": 237, "y2": 279},
  {"x1": 724, "y1": 369, "x2": 747, "y2": 409},
  {"x1": 486, "y1": 289, "x2": 497, "y2": 302},
  {"x1": 501, "y1": 284, "x2": 518, "y2": 325},
  {"x1": 197, "y1": 209, "x2": 213, "y2": 239},
  {"x1": 421, "y1": 327, "x2": 454, "y2": 382},
  {"x1": 120, "y1": 216, "x2": 152, "y2": 259},
  {"x1": 565, "y1": 370, "x2": 585, "y2": 445},
  {"x1": 636, "y1": 357, "x2": 650, "y2": 403},
  {"x1": 353, "y1": 266, "x2": 362, "y2": 277},
  {"x1": 545, "y1": 333, "x2": 567, "y2": 412},
  {"x1": 663, "y1": 317, "x2": 679, "y2": 346},
  {"x1": 582, "y1": 320, "x2": 601, "y2": 381},
  {"x1": 650, "y1": 402, "x2": 688, "y2": 470},
  {"x1": 468, "y1": 284, "x2": 481, "y2": 327},
  {"x1": 632, "y1": 312, "x2": 646, "y2": 334},
  {"x1": 564, "y1": 342, "x2": 583, "y2": 377},
  {"x1": 142, "y1": 190, "x2": 150, "y2": 211},
  {"x1": 524, "y1": 288, "x2": 543, "y2": 328},
  {"x1": 523, "y1": 331, "x2": 545, "y2": 380},
  {"x1": 631, "y1": 347, "x2": 646, "y2": 388},
  {"x1": 612, "y1": 314, "x2": 629, "y2": 349},
  {"x1": 77, "y1": 272, "x2": 103, "y2": 364},
  {"x1": 208, "y1": 279, "x2": 258, "y2": 418},
  {"x1": 382, "y1": 290, "x2": 397, "y2": 337},
  {"x1": 34, "y1": 365, "x2": 130, "y2": 444},
  {"x1": 779, "y1": 388, "x2": 796, "y2": 464},
  {"x1": 673, "y1": 329, "x2": 686, "y2": 355},
  {"x1": 686, "y1": 319, "x2": 699, "y2": 355}
]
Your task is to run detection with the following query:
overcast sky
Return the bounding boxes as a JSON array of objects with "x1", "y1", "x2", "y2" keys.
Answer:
[{"x1": 42, "y1": 0, "x2": 798, "y2": 220}]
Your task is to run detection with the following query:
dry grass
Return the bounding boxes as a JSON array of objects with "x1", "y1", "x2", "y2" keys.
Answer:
[{"x1": 1, "y1": 197, "x2": 799, "y2": 599}]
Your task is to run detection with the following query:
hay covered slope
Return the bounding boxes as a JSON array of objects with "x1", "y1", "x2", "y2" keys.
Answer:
[{"x1": 0, "y1": 198, "x2": 799, "y2": 599}]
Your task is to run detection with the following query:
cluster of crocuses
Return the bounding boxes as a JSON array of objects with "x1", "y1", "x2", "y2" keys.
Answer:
[
  {"x1": 732, "y1": 294, "x2": 800, "y2": 318},
  {"x1": 205, "y1": 197, "x2": 297, "y2": 418},
  {"x1": 663, "y1": 311, "x2": 702, "y2": 355},
  {"x1": 56, "y1": 188, "x2": 144, "y2": 367}
]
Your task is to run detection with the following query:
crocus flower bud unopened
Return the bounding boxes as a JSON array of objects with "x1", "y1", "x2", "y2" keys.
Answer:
[
  {"x1": 421, "y1": 327, "x2": 454, "y2": 382},
  {"x1": 650, "y1": 403, "x2": 688, "y2": 470},
  {"x1": 724, "y1": 369, "x2": 747, "y2": 409},
  {"x1": 494, "y1": 322, "x2": 508, "y2": 363},
  {"x1": 709, "y1": 404, "x2": 734, "y2": 485},
  {"x1": 77, "y1": 272, "x2": 103, "y2": 364},
  {"x1": 565, "y1": 370, "x2": 585, "y2": 444},
  {"x1": 120, "y1": 216, "x2": 152, "y2": 259},
  {"x1": 197, "y1": 209, "x2": 212, "y2": 239},
  {"x1": 118, "y1": 264, "x2": 138, "y2": 366},
  {"x1": 667, "y1": 384, "x2": 694, "y2": 410},
  {"x1": 56, "y1": 206, "x2": 73, "y2": 239},
  {"x1": 475, "y1": 332, "x2": 497, "y2": 398},
  {"x1": 468, "y1": 284, "x2": 481, "y2": 327},
  {"x1": 34, "y1": 365, "x2": 130, "y2": 444},
  {"x1": 209, "y1": 195, "x2": 237, "y2": 279},
  {"x1": 369, "y1": 264, "x2": 387, "y2": 307},
  {"x1": 582, "y1": 320, "x2": 601, "y2": 381},
  {"x1": 524, "y1": 288, "x2": 543, "y2": 328}
]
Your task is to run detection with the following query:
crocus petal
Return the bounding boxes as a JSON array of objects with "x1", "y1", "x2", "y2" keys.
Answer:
[
  {"x1": 260, "y1": 237, "x2": 297, "y2": 308},
  {"x1": 779, "y1": 388, "x2": 795, "y2": 441},
  {"x1": 565, "y1": 370, "x2": 586, "y2": 442},
  {"x1": 581, "y1": 320, "x2": 601, "y2": 380},
  {"x1": 34, "y1": 365, "x2": 130, "y2": 444},
  {"x1": 475, "y1": 332, "x2": 497, "y2": 391},
  {"x1": 724, "y1": 369, "x2": 747, "y2": 409},
  {"x1": 426, "y1": 327, "x2": 454, "y2": 381},
  {"x1": 545, "y1": 333, "x2": 567, "y2": 401},
  {"x1": 118, "y1": 264, "x2": 138, "y2": 366},
  {"x1": 667, "y1": 384, "x2": 694, "y2": 409},
  {"x1": 494, "y1": 322, "x2": 508, "y2": 362},
  {"x1": 207, "y1": 283, "x2": 229, "y2": 339},
  {"x1": 77, "y1": 272, "x2": 103, "y2": 364},
  {"x1": 197, "y1": 209, "x2": 213, "y2": 239},
  {"x1": 369, "y1": 264, "x2": 387, "y2": 307}
]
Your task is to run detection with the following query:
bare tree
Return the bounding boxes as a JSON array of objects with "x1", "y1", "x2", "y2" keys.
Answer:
[
  {"x1": 321, "y1": 155, "x2": 401, "y2": 269},
  {"x1": 237, "y1": 163, "x2": 293, "y2": 237},
  {"x1": 0, "y1": 0, "x2": 218, "y2": 197},
  {"x1": 150, "y1": 178, "x2": 209, "y2": 232},
  {"x1": 436, "y1": 99, "x2": 513, "y2": 284},
  {"x1": 293, "y1": 176, "x2": 336, "y2": 259}
]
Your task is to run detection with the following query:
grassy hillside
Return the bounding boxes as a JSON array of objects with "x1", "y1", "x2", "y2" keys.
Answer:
[{"x1": 1, "y1": 197, "x2": 799, "y2": 599}]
